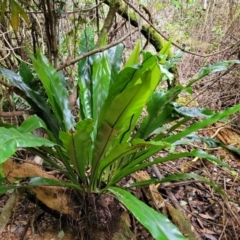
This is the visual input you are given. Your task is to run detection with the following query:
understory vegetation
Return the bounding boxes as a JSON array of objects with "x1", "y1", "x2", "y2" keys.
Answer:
[{"x1": 0, "y1": 1, "x2": 240, "y2": 239}]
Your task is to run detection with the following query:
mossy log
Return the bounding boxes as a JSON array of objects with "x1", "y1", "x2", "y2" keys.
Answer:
[{"x1": 104, "y1": 0, "x2": 179, "y2": 87}]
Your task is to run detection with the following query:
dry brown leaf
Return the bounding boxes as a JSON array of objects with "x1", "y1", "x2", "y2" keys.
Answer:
[
  {"x1": 131, "y1": 171, "x2": 165, "y2": 209},
  {"x1": 196, "y1": 218, "x2": 204, "y2": 229},
  {"x1": 198, "y1": 213, "x2": 215, "y2": 220},
  {"x1": 190, "y1": 200, "x2": 205, "y2": 207},
  {"x1": 199, "y1": 228, "x2": 216, "y2": 234},
  {"x1": 202, "y1": 233, "x2": 217, "y2": 240},
  {"x1": 121, "y1": 211, "x2": 131, "y2": 227},
  {"x1": 3, "y1": 159, "x2": 78, "y2": 218}
]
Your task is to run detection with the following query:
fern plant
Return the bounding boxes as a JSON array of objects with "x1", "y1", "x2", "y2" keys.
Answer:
[{"x1": 0, "y1": 32, "x2": 240, "y2": 239}]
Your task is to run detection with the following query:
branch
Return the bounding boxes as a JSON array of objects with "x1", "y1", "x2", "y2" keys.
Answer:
[
  {"x1": 56, "y1": 30, "x2": 136, "y2": 71},
  {"x1": 0, "y1": 110, "x2": 34, "y2": 117},
  {"x1": 104, "y1": 0, "x2": 164, "y2": 51},
  {"x1": 96, "y1": 0, "x2": 120, "y2": 47},
  {"x1": 0, "y1": 79, "x2": 30, "y2": 101},
  {"x1": 0, "y1": 31, "x2": 136, "y2": 103}
]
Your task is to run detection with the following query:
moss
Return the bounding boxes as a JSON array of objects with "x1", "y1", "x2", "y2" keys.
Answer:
[
  {"x1": 141, "y1": 25, "x2": 164, "y2": 52},
  {"x1": 112, "y1": 219, "x2": 136, "y2": 240}
]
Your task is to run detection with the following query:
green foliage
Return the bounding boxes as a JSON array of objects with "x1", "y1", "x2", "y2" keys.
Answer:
[
  {"x1": 30, "y1": 49, "x2": 75, "y2": 132},
  {"x1": 59, "y1": 119, "x2": 94, "y2": 182},
  {"x1": 0, "y1": 126, "x2": 54, "y2": 164},
  {"x1": 0, "y1": 0, "x2": 29, "y2": 30},
  {"x1": 0, "y1": 36, "x2": 240, "y2": 239},
  {"x1": 109, "y1": 187, "x2": 186, "y2": 240},
  {"x1": 0, "y1": 65, "x2": 60, "y2": 141}
]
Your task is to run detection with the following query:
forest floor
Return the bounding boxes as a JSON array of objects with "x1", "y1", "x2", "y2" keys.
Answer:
[{"x1": 0, "y1": 123, "x2": 239, "y2": 240}]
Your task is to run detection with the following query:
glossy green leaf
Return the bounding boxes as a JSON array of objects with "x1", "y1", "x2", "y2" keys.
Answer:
[
  {"x1": 99, "y1": 56, "x2": 156, "y2": 126},
  {"x1": 91, "y1": 121, "x2": 114, "y2": 188},
  {"x1": 199, "y1": 60, "x2": 240, "y2": 77},
  {"x1": 127, "y1": 173, "x2": 225, "y2": 196},
  {"x1": 0, "y1": 121, "x2": 15, "y2": 128},
  {"x1": 164, "y1": 50, "x2": 183, "y2": 70},
  {"x1": 29, "y1": 177, "x2": 81, "y2": 190},
  {"x1": 17, "y1": 115, "x2": 48, "y2": 133},
  {"x1": 125, "y1": 178, "x2": 156, "y2": 188},
  {"x1": 97, "y1": 139, "x2": 170, "y2": 183},
  {"x1": 165, "y1": 104, "x2": 240, "y2": 144},
  {"x1": 107, "y1": 141, "x2": 170, "y2": 186},
  {"x1": 225, "y1": 145, "x2": 240, "y2": 155},
  {"x1": 164, "y1": 117, "x2": 191, "y2": 140},
  {"x1": 94, "y1": 85, "x2": 140, "y2": 165},
  {"x1": 124, "y1": 40, "x2": 141, "y2": 67},
  {"x1": 159, "y1": 40, "x2": 172, "y2": 63},
  {"x1": 93, "y1": 85, "x2": 144, "y2": 170},
  {"x1": 172, "y1": 133, "x2": 200, "y2": 146},
  {"x1": 159, "y1": 173, "x2": 225, "y2": 196},
  {"x1": 59, "y1": 119, "x2": 94, "y2": 181},
  {"x1": 97, "y1": 142, "x2": 133, "y2": 180},
  {"x1": 80, "y1": 44, "x2": 124, "y2": 123},
  {"x1": 18, "y1": 63, "x2": 59, "y2": 138},
  {"x1": 135, "y1": 88, "x2": 183, "y2": 139},
  {"x1": 159, "y1": 64, "x2": 174, "y2": 81},
  {"x1": 188, "y1": 60, "x2": 240, "y2": 86},
  {"x1": 145, "y1": 104, "x2": 176, "y2": 139},
  {"x1": 173, "y1": 103, "x2": 213, "y2": 118},
  {"x1": 0, "y1": 127, "x2": 55, "y2": 164},
  {"x1": 78, "y1": 27, "x2": 95, "y2": 119},
  {"x1": 98, "y1": 67, "x2": 137, "y2": 125},
  {"x1": 92, "y1": 51, "x2": 111, "y2": 123},
  {"x1": 19, "y1": 63, "x2": 36, "y2": 87},
  {"x1": 200, "y1": 137, "x2": 221, "y2": 148},
  {"x1": 78, "y1": 56, "x2": 94, "y2": 119},
  {"x1": 106, "y1": 69, "x2": 159, "y2": 130},
  {"x1": 138, "y1": 149, "x2": 229, "y2": 171},
  {"x1": 107, "y1": 44, "x2": 124, "y2": 83},
  {"x1": 79, "y1": 26, "x2": 95, "y2": 54},
  {"x1": 120, "y1": 69, "x2": 162, "y2": 143},
  {"x1": 109, "y1": 187, "x2": 187, "y2": 240},
  {"x1": 0, "y1": 177, "x2": 81, "y2": 194},
  {"x1": 201, "y1": 137, "x2": 240, "y2": 155},
  {"x1": 93, "y1": 61, "x2": 161, "y2": 182},
  {"x1": 30, "y1": 49, "x2": 74, "y2": 131},
  {"x1": 17, "y1": 115, "x2": 56, "y2": 143},
  {"x1": 0, "y1": 66, "x2": 60, "y2": 140},
  {"x1": 110, "y1": 149, "x2": 229, "y2": 186},
  {"x1": 0, "y1": 181, "x2": 19, "y2": 195}
]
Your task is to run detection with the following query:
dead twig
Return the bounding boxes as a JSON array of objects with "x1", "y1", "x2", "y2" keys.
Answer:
[{"x1": 218, "y1": 218, "x2": 229, "y2": 240}]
